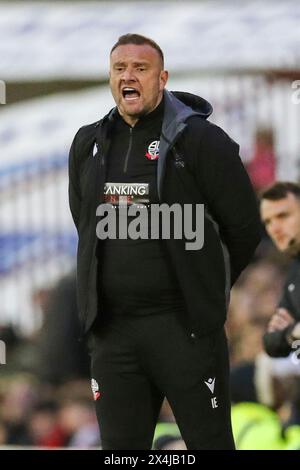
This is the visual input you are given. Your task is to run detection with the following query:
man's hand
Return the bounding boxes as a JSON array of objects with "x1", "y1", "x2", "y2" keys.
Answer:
[
  {"x1": 290, "y1": 322, "x2": 300, "y2": 340},
  {"x1": 267, "y1": 308, "x2": 295, "y2": 333}
]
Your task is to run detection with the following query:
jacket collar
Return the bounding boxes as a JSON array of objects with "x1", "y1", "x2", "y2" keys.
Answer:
[
  {"x1": 161, "y1": 89, "x2": 201, "y2": 143},
  {"x1": 157, "y1": 90, "x2": 203, "y2": 200}
]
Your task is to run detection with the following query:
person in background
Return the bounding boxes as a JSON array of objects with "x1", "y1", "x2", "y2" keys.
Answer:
[
  {"x1": 260, "y1": 182, "x2": 300, "y2": 357},
  {"x1": 247, "y1": 128, "x2": 276, "y2": 193}
]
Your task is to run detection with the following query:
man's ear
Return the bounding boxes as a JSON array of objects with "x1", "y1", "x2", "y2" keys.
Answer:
[{"x1": 160, "y1": 70, "x2": 169, "y2": 91}]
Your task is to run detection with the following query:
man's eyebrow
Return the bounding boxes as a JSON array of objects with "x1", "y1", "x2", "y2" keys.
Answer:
[
  {"x1": 112, "y1": 61, "x2": 126, "y2": 67},
  {"x1": 132, "y1": 61, "x2": 149, "y2": 66},
  {"x1": 112, "y1": 61, "x2": 150, "y2": 67},
  {"x1": 263, "y1": 210, "x2": 288, "y2": 224}
]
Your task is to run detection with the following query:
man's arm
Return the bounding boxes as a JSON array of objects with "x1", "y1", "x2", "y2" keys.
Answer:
[
  {"x1": 194, "y1": 122, "x2": 262, "y2": 284},
  {"x1": 263, "y1": 307, "x2": 296, "y2": 357},
  {"x1": 68, "y1": 130, "x2": 82, "y2": 231}
]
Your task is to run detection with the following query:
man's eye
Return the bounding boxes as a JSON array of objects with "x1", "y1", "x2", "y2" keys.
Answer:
[{"x1": 137, "y1": 68, "x2": 146, "y2": 71}]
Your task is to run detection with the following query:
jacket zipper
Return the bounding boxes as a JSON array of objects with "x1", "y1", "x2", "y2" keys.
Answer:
[{"x1": 123, "y1": 127, "x2": 133, "y2": 173}]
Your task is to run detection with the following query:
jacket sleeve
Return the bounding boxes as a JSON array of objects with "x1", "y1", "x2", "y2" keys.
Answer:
[
  {"x1": 263, "y1": 278, "x2": 296, "y2": 357},
  {"x1": 195, "y1": 122, "x2": 262, "y2": 284},
  {"x1": 263, "y1": 329, "x2": 292, "y2": 357},
  {"x1": 68, "y1": 129, "x2": 82, "y2": 231}
]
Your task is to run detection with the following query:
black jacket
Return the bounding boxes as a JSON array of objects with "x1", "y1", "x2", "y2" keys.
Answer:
[
  {"x1": 263, "y1": 257, "x2": 300, "y2": 357},
  {"x1": 68, "y1": 90, "x2": 262, "y2": 336}
]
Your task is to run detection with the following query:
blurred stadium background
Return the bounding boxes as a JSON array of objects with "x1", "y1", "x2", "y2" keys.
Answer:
[{"x1": 0, "y1": 0, "x2": 300, "y2": 450}]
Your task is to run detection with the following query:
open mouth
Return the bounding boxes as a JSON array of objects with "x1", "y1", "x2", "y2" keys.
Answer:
[{"x1": 122, "y1": 87, "x2": 141, "y2": 101}]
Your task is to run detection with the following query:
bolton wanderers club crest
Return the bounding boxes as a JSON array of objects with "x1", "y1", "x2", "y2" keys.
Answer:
[
  {"x1": 145, "y1": 140, "x2": 160, "y2": 160},
  {"x1": 91, "y1": 378, "x2": 101, "y2": 401}
]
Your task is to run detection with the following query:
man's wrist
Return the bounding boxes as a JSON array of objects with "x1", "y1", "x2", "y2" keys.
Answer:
[{"x1": 286, "y1": 322, "x2": 300, "y2": 346}]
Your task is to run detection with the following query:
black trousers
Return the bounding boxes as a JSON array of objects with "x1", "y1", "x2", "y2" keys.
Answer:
[{"x1": 89, "y1": 310, "x2": 235, "y2": 450}]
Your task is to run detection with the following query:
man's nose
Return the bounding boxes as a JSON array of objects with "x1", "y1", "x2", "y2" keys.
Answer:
[
  {"x1": 269, "y1": 220, "x2": 282, "y2": 236},
  {"x1": 121, "y1": 68, "x2": 136, "y2": 82}
]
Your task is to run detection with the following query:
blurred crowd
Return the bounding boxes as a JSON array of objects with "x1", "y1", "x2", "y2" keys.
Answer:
[{"x1": 0, "y1": 271, "x2": 100, "y2": 448}]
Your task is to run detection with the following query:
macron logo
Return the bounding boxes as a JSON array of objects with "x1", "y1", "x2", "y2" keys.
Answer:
[
  {"x1": 204, "y1": 377, "x2": 216, "y2": 394},
  {"x1": 93, "y1": 142, "x2": 98, "y2": 157}
]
